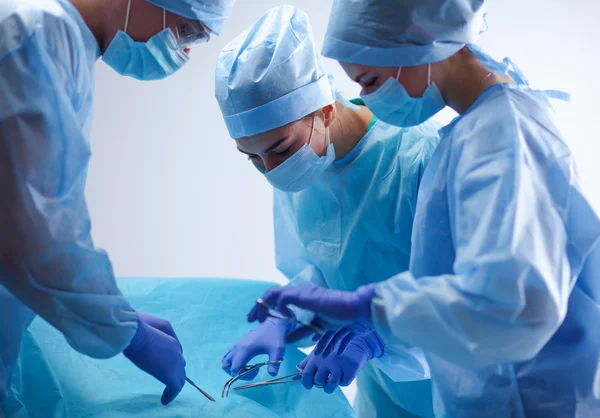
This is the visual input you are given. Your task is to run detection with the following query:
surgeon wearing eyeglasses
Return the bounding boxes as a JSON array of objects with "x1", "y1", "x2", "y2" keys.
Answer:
[{"x1": 0, "y1": 0, "x2": 235, "y2": 409}]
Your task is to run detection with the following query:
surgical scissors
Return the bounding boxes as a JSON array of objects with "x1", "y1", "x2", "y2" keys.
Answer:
[
  {"x1": 222, "y1": 360, "x2": 302, "y2": 398},
  {"x1": 256, "y1": 298, "x2": 323, "y2": 334},
  {"x1": 186, "y1": 376, "x2": 216, "y2": 402}
]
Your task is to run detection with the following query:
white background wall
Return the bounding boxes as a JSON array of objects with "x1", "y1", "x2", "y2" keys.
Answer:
[{"x1": 88, "y1": 0, "x2": 600, "y2": 282}]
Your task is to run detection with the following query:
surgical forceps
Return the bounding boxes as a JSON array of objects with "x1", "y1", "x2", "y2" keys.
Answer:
[
  {"x1": 233, "y1": 365, "x2": 303, "y2": 392},
  {"x1": 256, "y1": 298, "x2": 323, "y2": 334},
  {"x1": 186, "y1": 377, "x2": 216, "y2": 402},
  {"x1": 222, "y1": 360, "x2": 302, "y2": 398}
]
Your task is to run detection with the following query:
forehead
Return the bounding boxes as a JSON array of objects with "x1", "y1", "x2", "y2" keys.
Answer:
[
  {"x1": 340, "y1": 62, "x2": 397, "y2": 80},
  {"x1": 234, "y1": 119, "x2": 302, "y2": 152},
  {"x1": 340, "y1": 62, "x2": 372, "y2": 77}
]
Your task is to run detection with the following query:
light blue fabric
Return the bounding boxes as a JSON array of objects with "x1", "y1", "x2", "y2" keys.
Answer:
[
  {"x1": 0, "y1": 288, "x2": 35, "y2": 407},
  {"x1": 322, "y1": 0, "x2": 486, "y2": 66},
  {"x1": 3, "y1": 278, "x2": 355, "y2": 418},
  {"x1": 0, "y1": 0, "x2": 138, "y2": 404},
  {"x1": 274, "y1": 119, "x2": 441, "y2": 417},
  {"x1": 145, "y1": 0, "x2": 235, "y2": 36},
  {"x1": 101, "y1": 28, "x2": 189, "y2": 80},
  {"x1": 370, "y1": 83, "x2": 600, "y2": 416},
  {"x1": 361, "y1": 66, "x2": 446, "y2": 128},
  {"x1": 467, "y1": 44, "x2": 571, "y2": 102},
  {"x1": 265, "y1": 142, "x2": 335, "y2": 192},
  {"x1": 215, "y1": 5, "x2": 334, "y2": 139},
  {"x1": 356, "y1": 363, "x2": 432, "y2": 418},
  {"x1": 264, "y1": 116, "x2": 335, "y2": 192}
]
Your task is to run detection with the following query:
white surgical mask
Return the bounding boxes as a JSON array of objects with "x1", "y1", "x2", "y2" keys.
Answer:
[
  {"x1": 361, "y1": 65, "x2": 445, "y2": 127},
  {"x1": 262, "y1": 115, "x2": 335, "y2": 192}
]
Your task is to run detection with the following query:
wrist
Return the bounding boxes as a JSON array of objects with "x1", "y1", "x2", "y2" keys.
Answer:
[
  {"x1": 355, "y1": 284, "x2": 377, "y2": 323},
  {"x1": 364, "y1": 330, "x2": 385, "y2": 359},
  {"x1": 265, "y1": 310, "x2": 296, "y2": 335},
  {"x1": 124, "y1": 314, "x2": 147, "y2": 354}
]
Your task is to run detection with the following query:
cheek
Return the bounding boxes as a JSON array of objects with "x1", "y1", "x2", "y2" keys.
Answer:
[{"x1": 399, "y1": 68, "x2": 429, "y2": 98}]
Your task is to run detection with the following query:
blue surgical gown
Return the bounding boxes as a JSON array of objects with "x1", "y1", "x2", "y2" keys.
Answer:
[
  {"x1": 0, "y1": 0, "x2": 137, "y2": 404},
  {"x1": 274, "y1": 117, "x2": 441, "y2": 417},
  {"x1": 370, "y1": 83, "x2": 600, "y2": 417}
]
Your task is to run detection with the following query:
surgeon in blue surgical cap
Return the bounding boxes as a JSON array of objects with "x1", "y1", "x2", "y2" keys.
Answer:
[
  {"x1": 0, "y1": 0, "x2": 235, "y2": 409},
  {"x1": 251, "y1": 1, "x2": 600, "y2": 417},
  {"x1": 216, "y1": 5, "x2": 442, "y2": 417}
]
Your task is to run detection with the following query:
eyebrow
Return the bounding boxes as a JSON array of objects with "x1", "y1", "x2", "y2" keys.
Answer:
[
  {"x1": 236, "y1": 147, "x2": 252, "y2": 156},
  {"x1": 264, "y1": 138, "x2": 288, "y2": 153},
  {"x1": 236, "y1": 137, "x2": 289, "y2": 156}
]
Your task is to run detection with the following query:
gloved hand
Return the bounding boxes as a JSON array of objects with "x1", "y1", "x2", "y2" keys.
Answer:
[
  {"x1": 124, "y1": 312, "x2": 186, "y2": 405},
  {"x1": 298, "y1": 325, "x2": 384, "y2": 394},
  {"x1": 314, "y1": 323, "x2": 383, "y2": 357},
  {"x1": 222, "y1": 312, "x2": 294, "y2": 380},
  {"x1": 248, "y1": 284, "x2": 377, "y2": 339}
]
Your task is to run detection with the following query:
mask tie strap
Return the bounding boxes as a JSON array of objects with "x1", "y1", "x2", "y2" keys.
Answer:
[
  {"x1": 124, "y1": 0, "x2": 132, "y2": 33},
  {"x1": 307, "y1": 114, "x2": 317, "y2": 145},
  {"x1": 427, "y1": 64, "x2": 432, "y2": 86},
  {"x1": 396, "y1": 66, "x2": 402, "y2": 81}
]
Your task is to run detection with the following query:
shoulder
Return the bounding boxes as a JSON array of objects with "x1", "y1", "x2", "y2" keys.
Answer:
[
  {"x1": 446, "y1": 85, "x2": 565, "y2": 182},
  {"x1": 0, "y1": 0, "x2": 82, "y2": 60},
  {"x1": 448, "y1": 85, "x2": 546, "y2": 161},
  {"x1": 453, "y1": 85, "x2": 555, "y2": 145}
]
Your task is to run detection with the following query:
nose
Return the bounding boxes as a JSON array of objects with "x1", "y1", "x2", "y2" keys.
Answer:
[
  {"x1": 264, "y1": 156, "x2": 284, "y2": 173},
  {"x1": 361, "y1": 86, "x2": 376, "y2": 96}
]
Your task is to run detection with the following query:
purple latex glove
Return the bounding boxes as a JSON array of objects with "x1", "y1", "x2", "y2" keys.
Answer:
[
  {"x1": 222, "y1": 311, "x2": 295, "y2": 379},
  {"x1": 124, "y1": 312, "x2": 186, "y2": 405},
  {"x1": 313, "y1": 323, "x2": 383, "y2": 357},
  {"x1": 297, "y1": 325, "x2": 384, "y2": 394},
  {"x1": 248, "y1": 284, "x2": 377, "y2": 340}
]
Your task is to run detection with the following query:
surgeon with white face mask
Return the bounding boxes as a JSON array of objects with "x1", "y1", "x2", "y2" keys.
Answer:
[
  {"x1": 0, "y1": 0, "x2": 235, "y2": 410},
  {"x1": 216, "y1": 6, "x2": 442, "y2": 417},
  {"x1": 253, "y1": 113, "x2": 335, "y2": 192}
]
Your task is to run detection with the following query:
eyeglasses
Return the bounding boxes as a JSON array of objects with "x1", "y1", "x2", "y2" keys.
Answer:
[
  {"x1": 174, "y1": 17, "x2": 211, "y2": 49},
  {"x1": 222, "y1": 360, "x2": 302, "y2": 398}
]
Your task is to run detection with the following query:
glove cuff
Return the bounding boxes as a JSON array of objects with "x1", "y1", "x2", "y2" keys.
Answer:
[
  {"x1": 123, "y1": 313, "x2": 148, "y2": 355},
  {"x1": 365, "y1": 330, "x2": 385, "y2": 359},
  {"x1": 265, "y1": 310, "x2": 297, "y2": 335},
  {"x1": 355, "y1": 284, "x2": 377, "y2": 323}
]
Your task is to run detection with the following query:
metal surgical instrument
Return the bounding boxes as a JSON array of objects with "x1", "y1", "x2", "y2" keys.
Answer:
[
  {"x1": 233, "y1": 365, "x2": 303, "y2": 392},
  {"x1": 186, "y1": 376, "x2": 216, "y2": 402},
  {"x1": 256, "y1": 298, "x2": 324, "y2": 334},
  {"x1": 223, "y1": 360, "x2": 302, "y2": 398}
]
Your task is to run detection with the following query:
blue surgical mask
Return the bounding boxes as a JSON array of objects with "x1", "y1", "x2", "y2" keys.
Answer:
[
  {"x1": 262, "y1": 115, "x2": 335, "y2": 192},
  {"x1": 361, "y1": 65, "x2": 445, "y2": 127},
  {"x1": 102, "y1": 3, "x2": 189, "y2": 81}
]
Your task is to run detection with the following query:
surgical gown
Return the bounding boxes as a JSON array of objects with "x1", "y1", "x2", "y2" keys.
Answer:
[
  {"x1": 0, "y1": 0, "x2": 137, "y2": 405},
  {"x1": 370, "y1": 83, "x2": 600, "y2": 417},
  {"x1": 274, "y1": 116, "x2": 441, "y2": 417}
]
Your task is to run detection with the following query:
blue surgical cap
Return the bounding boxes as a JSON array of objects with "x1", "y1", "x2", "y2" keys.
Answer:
[
  {"x1": 215, "y1": 5, "x2": 335, "y2": 139},
  {"x1": 322, "y1": 0, "x2": 486, "y2": 67},
  {"x1": 146, "y1": 0, "x2": 236, "y2": 35}
]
